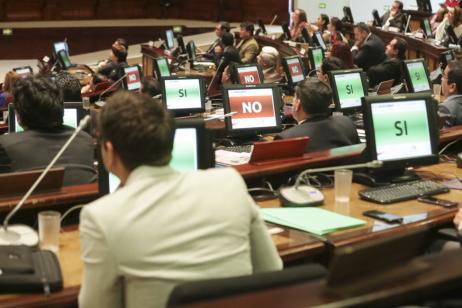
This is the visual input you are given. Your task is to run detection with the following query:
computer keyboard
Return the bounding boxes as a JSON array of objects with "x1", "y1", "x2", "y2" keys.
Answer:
[
  {"x1": 359, "y1": 180, "x2": 449, "y2": 204},
  {"x1": 223, "y1": 145, "x2": 253, "y2": 153}
]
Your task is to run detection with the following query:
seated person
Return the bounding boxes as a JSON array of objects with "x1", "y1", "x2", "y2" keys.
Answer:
[
  {"x1": 438, "y1": 60, "x2": 462, "y2": 127},
  {"x1": 236, "y1": 22, "x2": 259, "y2": 64},
  {"x1": 351, "y1": 22, "x2": 386, "y2": 71},
  {"x1": 79, "y1": 91, "x2": 282, "y2": 308},
  {"x1": 381, "y1": 1, "x2": 408, "y2": 32},
  {"x1": 55, "y1": 71, "x2": 82, "y2": 102},
  {"x1": 257, "y1": 46, "x2": 283, "y2": 83},
  {"x1": 202, "y1": 21, "x2": 231, "y2": 63},
  {"x1": 217, "y1": 32, "x2": 241, "y2": 74},
  {"x1": 309, "y1": 14, "x2": 330, "y2": 42},
  {"x1": 276, "y1": 78, "x2": 360, "y2": 152},
  {"x1": 430, "y1": 4, "x2": 449, "y2": 36},
  {"x1": 290, "y1": 8, "x2": 308, "y2": 40},
  {"x1": 141, "y1": 77, "x2": 162, "y2": 98},
  {"x1": 317, "y1": 57, "x2": 345, "y2": 82},
  {"x1": 367, "y1": 37, "x2": 407, "y2": 88},
  {"x1": 328, "y1": 17, "x2": 349, "y2": 44},
  {"x1": 435, "y1": 6, "x2": 462, "y2": 43},
  {"x1": 0, "y1": 71, "x2": 20, "y2": 107},
  {"x1": 97, "y1": 41, "x2": 128, "y2": 82},
  {"x1": 329, "y1": 42, "x2": 354, "y2": 69},
  {"x1": 0, "y1": 76, "x2": 95, "y2": 185}
]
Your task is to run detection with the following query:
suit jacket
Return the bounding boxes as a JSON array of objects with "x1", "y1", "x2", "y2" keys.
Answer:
[
  {"x1": 276, "y1": 115, "x2": 360, "y2": 152},
  {"x1": 367, "y1": 57, "x2": 404, "y2": 88},
  {"x1": 79, "y1": 166, "x2": 282, "y2": 308},
  {"x1": 218, "y1": 45, "x2": 241, "y2": 73},
  {"x1": 0, "y1": 126, "x2": 95, "y2": 186},
  {"x1": 98, "y1": 61, "x2": 128, "y2": 82},
  {"x1": 351, "y1": 34, "x2": 386, "y2": 71},
  {"x1": 381, "y1": 11, "x2": 408, "y2": 32},
  {"x1": 236, "y1": 37, "x2": 259, "y2": 64},
  {"x1": 438, "y1": 95, "x2": 462, "y2": 127}
]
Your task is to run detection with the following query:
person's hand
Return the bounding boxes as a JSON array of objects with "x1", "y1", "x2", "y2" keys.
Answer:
[
  {"x1": 453, "y1": 208, "x2": 462, "y2": 229},
  {"x1": 354, "y1": 39, "x2": 363, "y2": 48},
  {"x1": 390, "y1": 8, "x2": 397, "y2": 17}
]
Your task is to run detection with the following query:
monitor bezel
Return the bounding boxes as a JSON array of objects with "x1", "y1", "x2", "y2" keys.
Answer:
[
  {"x1": 314, "y1": 31, "x2": 327, "y2": 51},
  {"x1": 165, "y1": 29, "x2": 175, "y2": 49},
  {"x1": 421, "y1": 18, "x2": 433, "y2": 38},
  {"x1": 186, "y1": 40, "x2": 196, "y2": 61},
  {"x1": 362, "y1": 93, "x2": 439, "y2": 171},
  {"x1": 53, "y1": 41, "x2": 69, "y2": 56},
  {"x1": 222, "y1": 83, "x2": 283, "y2": 136},
  {"x1": 328, "y1": 68, "x2": 368, "y2": 113},
  {"x1": 372, "y1": 10, "x2": 383, "y2": 27},
  {"x1": 282, "y1": 55, "x2": 306, "y2": 88},
  {"x1": 57, "y1": 49, "x2": 73, "y2": 69},
  {"x1": 176, "y1": 35, "x2": 186, "y2": 54},
  {"x1": 233, "y1": 63, "x2": 265, "y2": 85},
  {"x1": 161, "y1": 76, "x2": 206, "y2": 115},
  {"x1": 403, "y1": 58, "x2": 432, "y2": 93},
  {"x1": 308, "y1": 47, "x2": 325, "y2": 71},
  {"x1": 343, "y1": 6, "x2": 354, "y2": 24},
  {"x1": 122, "y1": 64, "x2": 143, "y2": 92},
  {"x1": 154, "y1": 56, "x2": 171, "y2": 79},
  {"x1": 440, "y1": 50, "x2": 455, "y2": 70},
  {"x1": 12, "y1": 66, "x2": 33, "y2": 78}
]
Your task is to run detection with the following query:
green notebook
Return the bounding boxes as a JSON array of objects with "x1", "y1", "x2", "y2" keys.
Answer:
[{"x1": 261, "y1": 208, "x2": 366, "y2": 236}]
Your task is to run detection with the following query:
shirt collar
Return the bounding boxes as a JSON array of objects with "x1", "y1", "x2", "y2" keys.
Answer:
[{"x1": 125, "y1": 165, "x2": 177, "y2": 186}]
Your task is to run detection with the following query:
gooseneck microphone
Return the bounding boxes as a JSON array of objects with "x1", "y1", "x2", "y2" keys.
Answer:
[
  {"x1": 0, "y1": 115, "x2": 91, "y2": 246},
  {"x1": 95, "y1": 73, "x2": 129, "y2": 107}
]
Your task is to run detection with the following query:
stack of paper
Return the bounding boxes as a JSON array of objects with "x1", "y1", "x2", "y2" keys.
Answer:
[{"x1": 261, "y1": 208, "x2": 366, "y2": 236}]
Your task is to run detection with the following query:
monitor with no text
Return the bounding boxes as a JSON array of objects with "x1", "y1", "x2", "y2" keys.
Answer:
[
  {"x1": 329, "y1": 69, "x2": 368, "y2": 112},
  {"x1": 308, "y1": 47, "x2": 324, "y2": 71},
  {"x1": 98, "y1": 118, "x2": 214, "y2": 195},
  {"x1": 282, "y1": 23, "x2": 291, "y2": 40},
  {"x1": 314, "y1": 31, "x2": 327, "y2": 51},
  {"x1": 361, "y1": 93, "x2": 439, "y2": 183},
  {"x1": 440, "y1": 50, "x2": 455, "y2": 70},
  {"x1": 53, "y1": 41, "x2": 69, "y2": 55},
  {"x1": 222, "y1": 84, "x2": 282, "y2": 136},
  {"x1": 13, "y1": 66, "x2": 33, "y2": 78},
  {"x1": 233, "y1": 64, "x2": 264, "y2": 85},
  {"x1": 123, "y1": 65, "x2": 142, "y2": 92},
  {"x1": 403, "y1": 59, "x2": 432, "y2": 93},
  {"x1": 8, "y1": 102, "x2": 87, "y2": 133},
  {"x1": 343, "y1": 6, "x2": 354, "y2": 24},
  {"x1": 421, "y1": 18, "x2": 433, "y2": 38},
  {"x1": 177, "y1": 35, "x2": 186, "y2": 54},
  {"x1": 57, "y1": 50, "x2": 73, "y2": 69},
  {"x1": 282, "y1": 55, "x2": 306, "y2": 88},
  {"x1": 372, "y1": 10, "x2": 382, "y2": 27},
  {"x1": 165, "y1": 30, "x2": 175, "y2": 49},
  {"x1": 161, "y1": 76, "x2": 205, "y2": 115},
  {"x1": 186, "y1": 40, "x2": 196, "y2": 61},
  {"x1": 154, "y1": 57, "x2": 171, "y2": 78}
]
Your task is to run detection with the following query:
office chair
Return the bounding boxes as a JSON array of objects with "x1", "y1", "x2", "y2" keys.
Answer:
[{"x1": 166, "y1": 263, "x2": 327, "y2": 307}]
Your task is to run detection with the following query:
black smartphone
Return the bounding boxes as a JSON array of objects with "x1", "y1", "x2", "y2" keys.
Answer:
[
  {"x1": 417, "y1": 196, "x2": 458, "y2": 208},
  {"x1": 363, "y1": 210, "x2": 403, "y2": 224}
]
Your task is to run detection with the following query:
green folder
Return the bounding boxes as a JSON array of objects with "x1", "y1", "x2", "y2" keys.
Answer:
[{"x1": 261, "y1": 208, "x2": 366, "y2": 236}]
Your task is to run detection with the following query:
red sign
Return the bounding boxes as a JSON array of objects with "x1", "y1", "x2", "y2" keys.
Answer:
[
  {"x1": 239, "y1": 71, "x2": 260, "y2": 85},
  {"x1": 229, "y1": 93, "x2": 275, "y2": 119},
  {"x1": 288, "y1": 62, "x2": 303, "y2": 80}
]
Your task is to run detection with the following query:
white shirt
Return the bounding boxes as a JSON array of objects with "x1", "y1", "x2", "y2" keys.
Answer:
[
  {"x1": 435, "y1": 17, "x2": 462, "y2": 42},
  {"x1": 79, "y1": 165, "x2": 282, "y2": 308}
]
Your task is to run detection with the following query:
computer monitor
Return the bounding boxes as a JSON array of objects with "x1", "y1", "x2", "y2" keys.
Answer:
[
  {"x1": 53, "y1": 41, "x2": 69, "y2": 55},
  {"x1": 329, "y1": 69, "x2": 368, "y2": 113},
  {"x1": 343, "y1": 6, "x2": 354, "y2": 24},
  {"x1": 440, "y1": 50, "x2": 455, "y2": 70},
  {"x1": 12, "y1": 66, "x2": 33, "y2": 78},
  {"x1": 308, "y1": 47, "x2": 324, "y2": 71},
  {"x1": 257, "y1": 19, "x2": 267, "y2": 35},
  {"x1": 57, "y1": 50, "x2": 73, "y2": 69},
  {"x1": 233, "y1": 64, "x2": 264, "y2": 85},
  {"x1": 177, "y1": 35, "x2": 186, "y2": 54},
  {"x1": 314, "y1": 31, "x2": 327, "y2": 51},
  {"x1": 301, "y1": 27, "x2": 313, "y2": 45},
  {"x1": 165, "y1": 30, "x2": 175, "y2": 49},
  {"x1": 8, "y1": 102, "x2": 87, "y2": 133},
  {"x1": 417, "y1": 0, "x2": 432, "y2": 13},
  {"x1": 421, "y1": 18, "x2": 433, "y2": 38},
  {"x1": 372, "y1": 10, "x2": 382, "y2": 27},
  {"x1": 123, "y1": 65, "x2": 142, "y2": 92},
  {"x1": 222, "y1": 84, "x2": 282, "y2": 136},
  {"x1": 98, "y1": 118, "x2": 214, "y2": 195},
  {"x1": 161, "y1": 76, "x2": 205, "y2": 115},
  {"x1": 403, "y1": 59, "x2": 432, "y2": 93},
  {"x1": 282, "y1": 23, "x2": 291, "y2": 40},
  {"x1": 154, "y1": 57, "x2": 171, "y2": 78},
  {"x1": 446, "y1": 25, "x2": 459, "y2": 45},
  {"x1": 362, "y1": 93, "x2": 439, "y2": 183},
  {"x1": 282, "y1": 55, "x2": 306, "y2": 88},
  {"x1": 186, "y1": 40, "x2": 196, "y2": 61}
]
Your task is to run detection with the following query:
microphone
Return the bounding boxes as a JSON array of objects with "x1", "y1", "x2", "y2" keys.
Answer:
[
  {"x1": 0, "y1": 115, "x2": 91, "y2": 246},
  {"x1": 279, "y1": 160, "x2": 383, "y2": 207},
  {"x1": 94, "y1": 73, "x2": 128, "y2": 107},
  {"x1": 269, "y1": 15, "x2": 278, "y2": 26},
  {"x1": 204, "y1": 111, "x2": 237, "y2": 122}
]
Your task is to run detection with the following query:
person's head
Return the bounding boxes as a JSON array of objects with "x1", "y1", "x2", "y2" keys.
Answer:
[
  {"x1": 319, "y1": 57, "x2": 344, "y2": 82},
  {"x1": 141, "y1": 77, "x2": 161, "y2": 97},
  {"x1": 328, "y1": 17, "x2": 343, "y2": 33},
  {"x1": 239, "y1": 22, "x2": 254, "y2": 39},
  {"x1": 257, "y1": 46, "x2": 279, "y2": 70},
  {"x1": 98, "y1": 91, "x2": 175, "y2": 180},
  {"x1": 114, "y1": 38, "x2": 128, "y2": 50},
  {"x1": 317, "y1": 14, "x2": 329, "y2": 31},
  {"x1": 292, "y1": 78, "x2": 332, "y2": 122},
  {"x1": 215, "y1": 21, "x2": 231, "y2": 37},
  {"x1": 442, "y1": 60, "x2": 462, "y2": 97},
  {"x1": 55, "y1": 71, "x2": 82, "y2": 102},
  {"x1": 111, "y1": 42, "x2": 128, "y2": 63},
  {"x1": 436, "y1": 4, "x2": 449, "y2": 21},
  {"x1": 391, "y1": 1, "x2": 403, "y2": 13},
  {"x1": 13, "y1": 76, "x2": 63, "y2": 130},
  {"x1": 292, "y1": 9, "x2": 307, "y2": 26},
  {"x1": 354, "y1": 22, "x2": 370, "y2": 44},
  {"x1": 385, "y1": 37, "x2": 407, "y2": 60},
  {"x1": 3, "y1": 71, "x2": 20, "y2": 93},
  {"x1": 330, "y1": 42, "x2": 354, "y2": 69},
  {"x1": 221, "y1": 32, "x2": 234, "y2": 47},
  {"x1": 448, "y1": 7, "x2": 462, "y2": 26}
]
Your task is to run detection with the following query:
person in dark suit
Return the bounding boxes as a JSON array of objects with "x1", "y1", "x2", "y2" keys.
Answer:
[
  {"x1": 381, "y1": 1, "x2": 408, "y2": 32},
  {"x1": 0, "y1": 76, "x2": 95, "y2": 186},
  {"x1": 97, "y1": 41, "x2": 128, "y2": 82},
  {"x1": 202, "y1": 21, "x2": 231, "y2": 63},
  {"x1": 367, "y1": 37, "x2": 407, "y2": 87},
  {"x1": 438, "y1": 60, "x2": 462, "y2": 127},
  {"x1": 351, "y1": 22, "x2": 386, "y2": 71},
  {"x1": 218, "y1": 32, "x2": 242, "y2": 84},
  {"x1": 276, "y1": 78, "x2": 359, "y2": 153}
]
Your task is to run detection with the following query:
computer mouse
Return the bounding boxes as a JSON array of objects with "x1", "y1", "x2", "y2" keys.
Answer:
[
  {"x1": 457, "y1": 152, "x2": 462, "y2": 168},
  {"x1": 219, "y1": 138, "x2": 237, "y2": 147}
]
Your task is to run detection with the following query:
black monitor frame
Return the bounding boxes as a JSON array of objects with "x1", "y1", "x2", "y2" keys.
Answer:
[
  {"x1": 53, "y1": 41, "x2": 69, "y2": 56},
  {"x1": 154, "y1": 56, "x2": 171, "y2": 79},
  {"x1": 328, "y1": 68, "x2": 368, "y2": 113},
  {"x1": 98, "y1": 118, "x2": 214, "y2": 195},
  {"x1": 446, "y1": 25, "x2": 459, "y2": 45},
  {"x1": 257, "y1": 19, "x2": 267, "y2": 35},
  {"x1": 421, "y1": 18, "x2": 433, "y2": 39},
  {"x1": 362, "y1": 93, "x2": 439, "y2": 173},
  {"x1": 372, "y1": 10, "x2": 383, "y2": 27},
  {"x1": 417, "y1": 0, "x2": 432, "y2": 13},
  {"x1": 232, "y1": 63, "x2": 264, "y2": 85},
  {"x1": 282, "y1": 55, "x2": 306, "y2": 88},
  {"x1": 343, "y1": 6, "x2": 354, "y2": 24},
  {"x1": 222, "y1": 83, "x2": 283, "y2": 137},
  {"x1": 165, "y1": 29, "x2": 175, "y2": 49},
  {"x1": 176, "y1": 35, "x2": 187, "y2": 54},
  {"x1": 161, "y1": 76, "x2": 206, "y2": 115},
  {"x1": 12, "y1": 66, "x2": 33, "y2": 78},
  {"x1": 122, "y1": 65, "x2": 142, "y2": 92},
  {"x1": 282, "y1": 22, "x2": 291, "y2": 40},
  {"x1": 57, "y1": 49, "x2": 73, "y2": 69},
  {"x1": 308, "y1": 47, "x2": 325, "y2": 71},
  {"x1": 313, "y1": 31, "x2": 327, "y2": 51},
  {"x1": 186, "y1": 40, "x2": 196, "y2": 61},
  {"x1": 440, "y1": 50, "x2": 455, "y2": 70},
  {"x1": 403, "y1": 58, "x2": 432, "y2": 93},
  {"x1": 301, "y1": 27, "x2": 313, "y2": 45}
]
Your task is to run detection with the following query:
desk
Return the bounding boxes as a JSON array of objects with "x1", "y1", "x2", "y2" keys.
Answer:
[{"x1": 440, "y1": 124, "x2": 462, "y2": 144}]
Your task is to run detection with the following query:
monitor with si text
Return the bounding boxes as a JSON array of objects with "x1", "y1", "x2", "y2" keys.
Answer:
[{"x1": 161, "y1": 76, "x2": 205, "y2": 115}]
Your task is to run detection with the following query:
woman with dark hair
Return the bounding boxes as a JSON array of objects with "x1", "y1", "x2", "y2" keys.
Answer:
[
  {"x1": 328, "y1": 17, "x2": 348, "y2": 44},
  {"x1": 329, "y1": 41, "x2": 355, "y2": 69},
  {"x1": 290, "y1": 9, "x2": 308, "y2": 40}
]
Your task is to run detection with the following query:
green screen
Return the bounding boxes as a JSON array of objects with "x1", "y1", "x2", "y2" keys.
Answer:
[
  {"x1": 165, "y1": 79, "x2": 202, "y2": 110},
  {"x1": 334, "y1": 72, "x2": 364, "y2": 109},
  {"x1": 407, "y1": 62, "x2": 430, "y2": 92},
  {"x1": 157, "y1": 58, "x2": 170, "y2": 77},
  {"x1": 15, "y1": 108, "x2": 78, "y2": 132},
  {"x1": 371, "y1": 100, "x2": 432, "y2": 161},
  {"x1": 312, "y1": 48, "x2": 323, "y2": 70}
]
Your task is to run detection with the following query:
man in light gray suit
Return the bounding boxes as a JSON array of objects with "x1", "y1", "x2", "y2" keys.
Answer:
[{"x1": 438, "y1": 60, "x2": 462, "y2": 127}]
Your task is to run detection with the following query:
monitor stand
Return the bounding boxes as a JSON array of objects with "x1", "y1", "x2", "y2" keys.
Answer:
[{"x1": 354, "y1": 168, "x2": 420, "y2": 187}]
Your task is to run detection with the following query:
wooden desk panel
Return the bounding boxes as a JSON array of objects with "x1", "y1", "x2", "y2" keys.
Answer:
[{"x1": 440, "y1": 124, "x2": 462, "y2": 144}]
